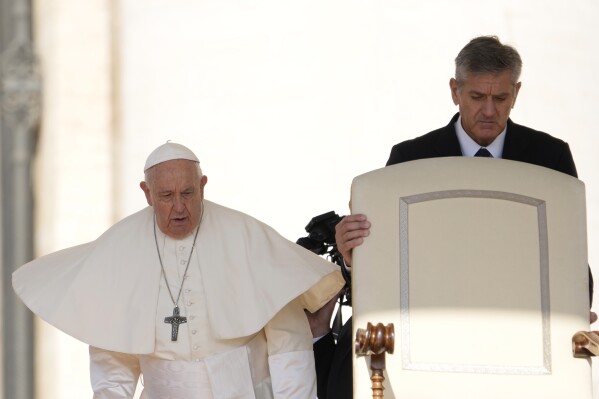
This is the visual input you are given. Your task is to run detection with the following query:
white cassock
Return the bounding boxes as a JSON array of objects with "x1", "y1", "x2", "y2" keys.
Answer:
[{"x1": 13, "y1": 200, "x2": 345, "y2": 398}]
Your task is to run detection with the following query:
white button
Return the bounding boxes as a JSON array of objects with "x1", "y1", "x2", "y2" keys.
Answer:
[
  {"x1": 179, "y1": 246, "x2": 185, "y2": 251},
  {"x1": 194, "y1": 345, "x2": 200, "y2": 350},
  {"x1": 187, "y1": 300, "x2": 193, "y2": 306},
  {"x1": 192, "y1": 330, "x2": 197, "y2": 335},
  {"x1": 180, "y1": 260, "x2": 186, "y2": 265},
  {"x1": 189, "y1": 315, "x2": 195, "y2": 320}
]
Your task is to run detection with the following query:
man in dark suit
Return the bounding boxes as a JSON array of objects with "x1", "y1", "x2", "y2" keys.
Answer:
[{"x1": 310, "y1": 35, "x2": 595, "y2": 399}]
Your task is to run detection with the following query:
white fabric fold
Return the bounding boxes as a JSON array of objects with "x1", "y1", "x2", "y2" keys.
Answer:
[
  {"x1": 13, "y1": 200, "x2": 344, "y2": 354},
  {"x1": 90, "y1": 347, "x2": 141, "y2": 398},
  {"x1": 268, "y1": 350, "x2": 317, "y2": 398}
]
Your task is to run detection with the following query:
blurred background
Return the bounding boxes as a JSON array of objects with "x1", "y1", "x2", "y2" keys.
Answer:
[{"x1": 1, "y1": 0, "x2": 598, "y2": 397}]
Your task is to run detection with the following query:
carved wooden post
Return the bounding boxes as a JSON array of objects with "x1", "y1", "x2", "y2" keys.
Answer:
[
  {"x1": 572, "y1": 331, "x2": 599, "y2": 358},
  {"x1": 355, "y1": 322, "x2": 395, "y2": 399}
]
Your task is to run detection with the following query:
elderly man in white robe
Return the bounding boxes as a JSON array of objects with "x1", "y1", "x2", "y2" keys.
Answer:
[{"x1": 13, "y1": 142, "x2": 344, "y2": 398}]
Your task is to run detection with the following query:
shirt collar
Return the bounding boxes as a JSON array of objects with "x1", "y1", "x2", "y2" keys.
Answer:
[{"x1": 454, "y1": 115, "x2": 506, "y2": 158}]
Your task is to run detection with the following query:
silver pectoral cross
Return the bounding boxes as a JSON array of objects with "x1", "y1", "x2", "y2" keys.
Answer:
[{"x1": 164, "y1": 306, "x2": 187, "y2": 341}]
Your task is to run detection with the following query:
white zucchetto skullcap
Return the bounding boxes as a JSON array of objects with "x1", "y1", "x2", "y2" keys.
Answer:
[{"x1": 144, "y1": 142, "x2": 200, "y2": 171}]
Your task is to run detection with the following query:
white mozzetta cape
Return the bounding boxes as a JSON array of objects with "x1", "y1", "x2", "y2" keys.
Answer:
[{"x1": 13, "y1": 200, "x2": 344, "y2": 354}]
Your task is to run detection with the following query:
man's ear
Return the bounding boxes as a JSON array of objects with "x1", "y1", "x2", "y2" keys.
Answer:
[
  {"x1": 140, "y1": 181, "x2": 152, "y2": 206},
  {"x1": 449, "y1": 78, "x2": 460, "y2": 106},
  {"x1": 512, "y1": 81, "x2": 522, "y2": 108}
]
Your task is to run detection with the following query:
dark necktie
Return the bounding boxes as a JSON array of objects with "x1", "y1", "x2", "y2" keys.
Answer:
[{"x1": 474, "y1": 148, "x2": 492, "y2": 157}]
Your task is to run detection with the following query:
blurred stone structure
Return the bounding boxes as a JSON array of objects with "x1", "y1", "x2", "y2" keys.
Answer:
[{"x1": 0, "y1": 0, "x2": 40, "y2": 398}]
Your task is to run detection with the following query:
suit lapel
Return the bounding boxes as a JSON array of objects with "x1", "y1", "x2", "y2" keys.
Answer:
[
  {"x1": 435, "y1": 113, "x2": 463, "y2": 157},
  {"x1": 499, "y1": 119, "x2": 528, "y2": 162}
]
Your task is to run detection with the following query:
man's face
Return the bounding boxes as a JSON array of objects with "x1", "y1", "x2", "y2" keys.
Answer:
[
  {"x1": 450, "y1": 70, "x2": 521, "y2": 147},
  {"x1": 140, "y1": 159, "x2": 208, "y2": 239}
]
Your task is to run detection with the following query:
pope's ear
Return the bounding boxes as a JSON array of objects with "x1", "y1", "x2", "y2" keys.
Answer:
[{"x1": 140, "y1": 181, "x2": 153, "y2": 206}]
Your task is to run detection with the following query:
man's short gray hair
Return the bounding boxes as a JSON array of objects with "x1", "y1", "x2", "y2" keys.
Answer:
[{"x1": 455, "y1": 35, "x2": 523, "y2": 86}]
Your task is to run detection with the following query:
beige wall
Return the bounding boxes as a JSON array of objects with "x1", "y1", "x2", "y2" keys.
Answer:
[{"x1": 32, "y1": 0, "x2": 599, "y2": 397}]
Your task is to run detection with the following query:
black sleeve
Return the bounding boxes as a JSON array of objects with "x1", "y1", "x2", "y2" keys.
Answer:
[
  {"x1": 314, "y1": 332, "x2": 336, "y2": 399},
  {"x1": 557, "y1": 143, "x2": 578, "y2": 178},
  {"x1": 386, "y1": 144, "x2": 403, "y2": 166}
]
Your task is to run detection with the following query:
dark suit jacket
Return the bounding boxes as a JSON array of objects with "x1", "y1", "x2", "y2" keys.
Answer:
[
  {"x1": 314, "y1": 113, "x2": 592, "y2": 399},
  {"x1": 386, "y1": 113, "x2": 578, "y2": 175},
  {"x1": 314, "y1": 319, "x2": 353, "y2": 399}
]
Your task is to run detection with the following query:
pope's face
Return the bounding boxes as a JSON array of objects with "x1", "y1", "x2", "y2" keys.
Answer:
[
  {"x1": 140, "y1": 159, "x2": 207, "y2": 239},
  {"x1": 450, "y1": 70, "x2": 521, "y2": 147}
]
